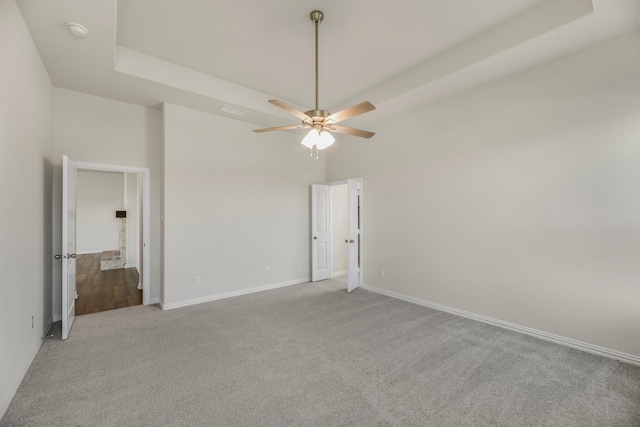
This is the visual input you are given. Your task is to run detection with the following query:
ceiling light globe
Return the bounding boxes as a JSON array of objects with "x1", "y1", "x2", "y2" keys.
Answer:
[
  {"x1": 301, "y1": 129, "x2": 335, "y2": 150},
  {"x1": 301, "y1": 129, "x2": 318, "y2": 148},
  {"x1": 315, "y1": 131, "x2": 335, "y2": 150}
]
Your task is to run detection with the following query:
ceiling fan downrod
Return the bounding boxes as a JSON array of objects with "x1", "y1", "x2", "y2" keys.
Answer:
[{"x1": 310, "y1": 10, "x2": 323, "y2": 112}]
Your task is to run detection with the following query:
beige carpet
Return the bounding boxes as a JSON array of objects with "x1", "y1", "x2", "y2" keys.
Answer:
[{"x1": 3, "y1": 280, "x2": 640, "y2": 426}]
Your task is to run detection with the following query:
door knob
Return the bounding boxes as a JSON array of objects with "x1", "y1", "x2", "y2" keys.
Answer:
[
  {"x1": 70, "y1": 254, "x2": 76, "y2": 258},
  {"x1": 345, "y1": 240, "x2": 348, "y2": 243},
  {"x1": 54, "y1": 254, "x2": 62, "y2": 260},
  {"x1": 349, "y1": 240, "x2": 355, "y2": 243},
  {"x1": 313, "y1": 236, "x2": 317, "y2": 240}
]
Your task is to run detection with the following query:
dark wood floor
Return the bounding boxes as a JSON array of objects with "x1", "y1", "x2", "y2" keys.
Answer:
[{"x1": 75, "y1": 253, "x2": 142, "y2": 316}]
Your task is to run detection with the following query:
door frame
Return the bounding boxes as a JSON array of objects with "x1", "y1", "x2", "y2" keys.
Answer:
[
  {"x1": 73, "y1": 160, "x2": 151, "y2": 305},
  {"x1": 62, "y1": 156, "x2": 77, "y2": 340},
  {"x1": 326, "y1": 177, "x2": 364, "y2": 289}
]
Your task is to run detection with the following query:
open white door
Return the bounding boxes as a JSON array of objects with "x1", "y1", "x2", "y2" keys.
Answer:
[
  {"x1": 61, "y1": 155, "x2": 77, "y2": 340},
  {"x1": 311, "y1": 184, "x2": 331, "y2": 281},
  {"x1": 347, "y1": 179, "x2": 359, "y2": 293}
]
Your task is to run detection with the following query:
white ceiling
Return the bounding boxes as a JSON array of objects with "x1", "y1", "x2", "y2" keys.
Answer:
[{"x1": 16, "y1": 0, "x2": 640, "y2": 131}]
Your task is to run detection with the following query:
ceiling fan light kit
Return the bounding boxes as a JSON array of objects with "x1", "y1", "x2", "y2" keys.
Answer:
[
  {"x1": 302, "y1": 128, "x2": 335, "y2": 150},
  {"x1": 254, "y1": 10, "x2": 376, "y2": 158}
]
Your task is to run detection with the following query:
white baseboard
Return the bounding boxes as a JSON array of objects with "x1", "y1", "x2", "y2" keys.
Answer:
[
  {"x1": 52, "y1": 313, "x2": 62, "y2": 322},
  {"x1": 0, "y1": 334, "x2": 44, "y2": 420},
  {"x1": 160, "y1": 277, "x2": 310, "y2": 311},
  {"x1": 145, "y1": 298, "x2": 159, "y2": 305},
  {"x1": 331, "y1": 270, "x2": 348, "y2": 277},
  {"x1": 362, "y1": 284, "x2": 640, "y2": 367},
  {"x1": 125, "y1": 263, "x2": 138, "y2": 269}
]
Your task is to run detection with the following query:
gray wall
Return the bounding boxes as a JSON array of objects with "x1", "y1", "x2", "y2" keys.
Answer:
[
  {"x1": 326, "y1": 31, "x2": 640, "y2": 359},
  {"x1": 161, "y1": 103, "x2": 325, "y2": 307},
  {"x1": 0, "y1": 0, "x2": 53, "y2": 417}
]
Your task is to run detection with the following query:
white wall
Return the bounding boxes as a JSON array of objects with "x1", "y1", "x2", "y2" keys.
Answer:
[
  {"x1": 0, "y1": 0, "x2": 53, "y2": 418},
  {"x1": 162, "y1": 103, "x2": 325, "y2": 307},
  {"x1": 331, "y1": 185, "x2": 348, "y2": 275},
  {"x1": 326, "y1": 31, "x2": 640, "y2": 360},
  {"x1": 53, "y1": 88, "x2": 162, "y2": 313},
  {"x1": 76, "y1": 170, "x2": 124, "y2": 254}
]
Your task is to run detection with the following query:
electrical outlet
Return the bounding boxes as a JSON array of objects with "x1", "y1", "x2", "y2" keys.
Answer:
[
  {"x1": 379, "y1": 269, "x2": 385, "y2": 278},
  {"x1": 265, "y1": 266, "x2": 270, "y2": 274},
  {"x1": 194, "y1": 276, "x2": 200, "y2": 285},
  {"x1": 31, "y1": 315, "x2": 34, "y2": 329}
]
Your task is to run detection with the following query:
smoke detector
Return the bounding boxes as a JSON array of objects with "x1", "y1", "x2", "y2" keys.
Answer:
[{"x1": 67, "y1": 22, "x2": 89, "y2": 38}]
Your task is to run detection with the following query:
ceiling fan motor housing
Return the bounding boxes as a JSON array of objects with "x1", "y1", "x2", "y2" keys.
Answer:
[{"x1": 304, "y1": 109, "x2": 330, "y2": 119}]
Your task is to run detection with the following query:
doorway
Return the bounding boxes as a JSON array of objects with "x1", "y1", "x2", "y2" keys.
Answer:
[
  {"x1": 61, "y1": 156, "x2": 151, "y2": 340},
  {"x1": 310, "y1": 178, "x2": 363, "y2": 292},
  {"x1": 74, "y1": 170, "x2": 142, "y2": 315},
  {"x1": 329, "y1": 179, "x2": 362, "y2": 290},
  {"x1": 330, "y1": 183, "x2": 349, "y2": 283}
]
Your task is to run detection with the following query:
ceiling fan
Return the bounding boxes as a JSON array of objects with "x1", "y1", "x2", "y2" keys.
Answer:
[{"x1": 253, "y1": 10, "x2": 376, "y2": 155}]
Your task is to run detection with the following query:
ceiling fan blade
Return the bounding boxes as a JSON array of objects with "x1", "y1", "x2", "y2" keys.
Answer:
[
  {"x1": 268, "y1": 100, "x2": 311, "y2": 122},
  {"x1": 328, "y1": 125, "x2": 375, "y2": 139},
  {"x1": 253, "y1": 125, "x2": 305, "y2": 133},
  {"x1": 325, "y1": 101, "x2": 375, "y2": 124}
]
